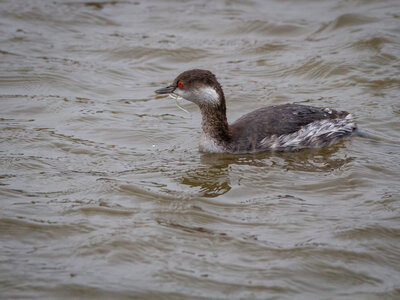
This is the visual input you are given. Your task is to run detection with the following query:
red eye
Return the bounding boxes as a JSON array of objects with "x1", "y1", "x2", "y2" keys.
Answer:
[{"x1": 177, "y1": 81, "x2": 183, "y2": 88}]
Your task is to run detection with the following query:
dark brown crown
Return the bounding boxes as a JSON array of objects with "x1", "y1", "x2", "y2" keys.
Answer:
[{"x1": 173, "y1": 69, "x2": 217, "y2": 87}]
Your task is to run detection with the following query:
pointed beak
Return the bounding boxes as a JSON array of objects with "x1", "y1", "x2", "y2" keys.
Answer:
[{"x1": 155, "y1": 85, "x2": 175, "y2": 94}]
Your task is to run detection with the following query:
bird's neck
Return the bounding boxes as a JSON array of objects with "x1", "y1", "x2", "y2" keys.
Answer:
[{"x1": 198, "y1": 97, "x2": 231, "y2": 144}]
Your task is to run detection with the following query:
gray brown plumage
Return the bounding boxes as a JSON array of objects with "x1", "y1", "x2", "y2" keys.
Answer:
[{"x1": 156, "y1": 69, "x2": 358, "y2": 154}]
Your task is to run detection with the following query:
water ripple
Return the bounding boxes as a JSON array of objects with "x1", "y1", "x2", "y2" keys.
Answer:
[{"x1": 1, "y1": 0, "x2": 400, "y2": 298}]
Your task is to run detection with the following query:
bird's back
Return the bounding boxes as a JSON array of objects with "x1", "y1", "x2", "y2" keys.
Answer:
[{"x1": 229, "y1": 104, "x2": 355, "y2": 152}]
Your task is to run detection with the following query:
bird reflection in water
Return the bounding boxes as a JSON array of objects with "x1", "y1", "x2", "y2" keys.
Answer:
[{"x1": 179, "y1": 143, "x2": 353, "y2": 198}]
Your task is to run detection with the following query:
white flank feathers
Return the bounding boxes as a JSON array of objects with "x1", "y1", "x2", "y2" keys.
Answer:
[{"x1": 260, "y1": 114, "x2": 357, "y2": 151}]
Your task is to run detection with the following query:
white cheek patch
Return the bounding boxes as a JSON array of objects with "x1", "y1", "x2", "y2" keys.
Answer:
[
  {"x1": 173, "y1": 87, "x2": 220, "y2": 105},
  {"x1": 195, "y1": 87, "x2": 220, "y2": 105}
]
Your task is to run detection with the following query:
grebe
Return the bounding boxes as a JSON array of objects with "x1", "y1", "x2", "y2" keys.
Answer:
[{"x1": 155, "y1": 69, "x2": 357, "y2": 154}]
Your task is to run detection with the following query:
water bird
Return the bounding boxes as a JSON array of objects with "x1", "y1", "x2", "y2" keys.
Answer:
[{"x1": 155, "y1": 69, "x2": 358, "y2": 154}]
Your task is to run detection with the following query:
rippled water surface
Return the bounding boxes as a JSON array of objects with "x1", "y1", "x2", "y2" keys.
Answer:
[{"x1": 1, "y1": 0, "x2": 400, "y2": 298}]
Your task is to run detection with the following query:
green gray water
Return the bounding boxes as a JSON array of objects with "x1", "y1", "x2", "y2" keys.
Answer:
[{"x1": 1, "y1": 0, "x2": 400, "y2": 299}]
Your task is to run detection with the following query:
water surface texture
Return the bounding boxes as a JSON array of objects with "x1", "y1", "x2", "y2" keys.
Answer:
[{"x1": 1, "y1": 0, "x2": 400, "y2": 298}]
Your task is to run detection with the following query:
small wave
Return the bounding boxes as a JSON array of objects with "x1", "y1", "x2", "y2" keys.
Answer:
[
  {"x1": 94, "y1": 46, "x2": 209, "y2": 64},
  {"x1": 281, "y1": 57, "x2": 356, "y2": 80},
  {"x1": 314, "y1": 13, "x2": 378, "y2": 35},
  {"x1": 65, "y1": 205, "x2": 134, "y2": 216},
  {"x1": 0, "y1": 217, "x2": 94, "y2": 237},
  {"x1": 226, "y1": 19, "x2": 306, "y2": 36},
  {"x1": 349, "y1": 36, "x2": 393, "y2": 52}
]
